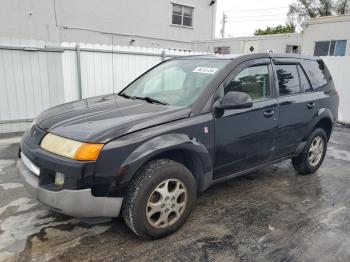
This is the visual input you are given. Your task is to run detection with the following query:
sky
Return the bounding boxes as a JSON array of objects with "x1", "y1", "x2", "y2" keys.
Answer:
[{"x1": 215, "y1": 0, "x2": 295, "y2": 38}]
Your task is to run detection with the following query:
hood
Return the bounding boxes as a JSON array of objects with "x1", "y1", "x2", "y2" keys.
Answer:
[{"x1": 36, "y1": 94, "x2": 191, "y2": 143}]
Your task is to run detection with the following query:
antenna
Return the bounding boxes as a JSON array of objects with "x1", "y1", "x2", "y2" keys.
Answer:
[{"x1": 220, "y1": 13, "x2": 227, "y2": 38}]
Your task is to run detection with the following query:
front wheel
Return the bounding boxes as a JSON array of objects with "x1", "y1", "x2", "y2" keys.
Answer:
[
  {"x1": 292, "y1": 128, "x2": 328, "y2": 175},
  {"x1": 122, "y1": 159, "x2": 197, "y2": 239}
]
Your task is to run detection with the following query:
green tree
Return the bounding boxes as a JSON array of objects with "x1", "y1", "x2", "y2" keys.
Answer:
[
  {"x1": 288, "y1": 0, "x2": 349, "y2": 28},
  {"x1": 288, "y1": 0, "x2": 319, "y2": 28},
  {"x1": 318, "y1": 0, "x2": 334, "y2": 16},
  {"x1": 336, "y1": 0, "x2": 350, "y2": 14},
  {"x1": 254, "y1": 24, "x2": 296, "y2": 36}
]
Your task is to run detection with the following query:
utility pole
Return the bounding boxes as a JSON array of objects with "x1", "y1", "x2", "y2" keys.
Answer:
[{"x1": 220, "y1": 13, "x2": 227, "y2": 38}]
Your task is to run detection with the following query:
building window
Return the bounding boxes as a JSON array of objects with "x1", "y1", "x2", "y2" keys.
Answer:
[
  {"x1": 314, "y1": 40, "x2": 347, "y2": 56},
  {"x1": 214, "y1": 46, "x2": 231, "y2": 54},
  {"x1": 286, "y1": 45, "x2": 301, "y2": 54},
  {"x1": 172, "y1": 4, "x2": 193, "y2": 27}
]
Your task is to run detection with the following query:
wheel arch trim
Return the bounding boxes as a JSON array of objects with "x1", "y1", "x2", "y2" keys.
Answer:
[{"x1": 120, "y1": 133, "x2": 213, "y2": 191}]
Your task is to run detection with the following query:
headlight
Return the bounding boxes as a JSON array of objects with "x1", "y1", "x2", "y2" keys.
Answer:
[{"x1": 40, "y1": 133, "x2": 104, "y2": 161}]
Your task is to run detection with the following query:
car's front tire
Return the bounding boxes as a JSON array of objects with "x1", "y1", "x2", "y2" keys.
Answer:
[
  {"x1": 292, "y1": 128, "x2": 328, "y2": 175},
  {"x1": 122, "y1": 159, "x2": 197, "y2": 239}
]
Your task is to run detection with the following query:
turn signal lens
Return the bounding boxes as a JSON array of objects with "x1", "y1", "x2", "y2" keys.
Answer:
[{"x1": 75, "y1": 143, "x2": 104, "y2": 161}]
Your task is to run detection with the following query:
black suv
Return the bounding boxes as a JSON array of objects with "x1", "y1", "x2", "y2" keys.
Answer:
[{"x1": 17, "y1": 53, "x2": 339, "y2": 239}]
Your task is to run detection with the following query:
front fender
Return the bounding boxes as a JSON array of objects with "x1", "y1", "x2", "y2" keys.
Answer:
[
  {"x1": 93, "y1": 113, "x2": 214, "y2": 196},
  {"x1": 121, "y1": 133, "x2": 213, "y2": 191}
]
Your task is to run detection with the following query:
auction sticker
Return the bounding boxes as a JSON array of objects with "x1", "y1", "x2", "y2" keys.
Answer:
[{"x1": 193, "y1": 67, "x2": 218, "y2": 74}]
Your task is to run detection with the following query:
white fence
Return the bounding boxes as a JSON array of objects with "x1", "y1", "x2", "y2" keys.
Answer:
[
  {"x1": 0, "y1": 39, "x2": 207, "y2": 133},
  {"x1": 322, "y1": 56, "x2": 350, "y2": 124},
  {"x1": 0, "y1": 39, "x2": 349, "y2": 133}
]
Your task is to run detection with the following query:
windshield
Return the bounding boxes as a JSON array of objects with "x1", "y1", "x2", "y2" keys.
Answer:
[{"x1": 120, "y1": 59, "x2": 230, "y2": 107}]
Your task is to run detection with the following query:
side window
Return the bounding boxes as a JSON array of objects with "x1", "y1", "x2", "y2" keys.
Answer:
[
  {"x1": 298, "y1": 65, "x2": 312, "y2": 92},
  {"x1": 224, "y1": 65, "x2": 270, "y2": 101},
  {"x1": 275, "y1": 64, "x2": 301, "y2": 96},
  {"x1": 301, "y1": 60, "x2": 328, "y2": 89}
]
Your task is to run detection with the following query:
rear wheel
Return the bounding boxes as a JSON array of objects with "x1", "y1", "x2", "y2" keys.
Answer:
[
  {"x1": 122, "y1": 159, "x2": 197, "y2": 239},
  {"x1": 292, "y1": 128, "x2": 328, "y2": 175}
]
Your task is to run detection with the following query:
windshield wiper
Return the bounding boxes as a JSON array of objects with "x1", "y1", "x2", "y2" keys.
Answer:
[
  {"x1": 119, "y1": 93, "x2": 135, "y2": 100},
  {"x1": 134, "y1": 96, "x2": 169, "y2": 105}
]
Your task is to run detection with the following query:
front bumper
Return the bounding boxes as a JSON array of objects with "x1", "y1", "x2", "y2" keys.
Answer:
[{"x1": 17, "y1": 158, "x2": 123, "y2": 218}]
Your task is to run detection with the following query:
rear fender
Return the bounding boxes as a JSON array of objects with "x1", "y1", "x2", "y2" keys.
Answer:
[{"x1": 302, "y1": 107, "x2": 334, "y2": 142}]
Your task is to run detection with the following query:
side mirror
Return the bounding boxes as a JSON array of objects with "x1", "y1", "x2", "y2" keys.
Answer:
[{"x1": 214, "y1": 91, "x2": 253, "y2": 110}]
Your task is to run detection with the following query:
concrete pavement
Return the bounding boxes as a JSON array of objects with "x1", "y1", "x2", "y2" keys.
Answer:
[{"x1": 1, "y1": 130, "x2": 350, "y2": 261}]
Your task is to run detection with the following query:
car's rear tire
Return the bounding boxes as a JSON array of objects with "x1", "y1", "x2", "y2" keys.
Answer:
[
  {"x1": 292, "y1": 128, "x2": 328, "y2": 175},
  {"x1": 122, "y1": 159, "x2": 197, "y2": 239}
]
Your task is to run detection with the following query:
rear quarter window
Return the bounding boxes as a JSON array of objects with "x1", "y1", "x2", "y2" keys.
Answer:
[
  {"x1": 275, "y1": 64, "x2": 301, "y2": 96},
  {"x1": 301, "y1": 60, "x2": 328, "y2": 89}
]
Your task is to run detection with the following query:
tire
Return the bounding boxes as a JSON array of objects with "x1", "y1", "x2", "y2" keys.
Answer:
[
  {"x1": 292, "y1": 128, "x2": 328, "y2": 175},
  {"x1": 122, "y1": 159, "x2": 197, "y2": 239}
]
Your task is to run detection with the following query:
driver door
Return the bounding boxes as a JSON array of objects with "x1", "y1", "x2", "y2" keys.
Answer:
[{"x1": 213, "y1": 58, "x2": 278, "y2": 180}]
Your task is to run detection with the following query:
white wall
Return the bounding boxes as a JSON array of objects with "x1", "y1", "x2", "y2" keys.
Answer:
[
  {"x1": 0, "y1": 0, "x2": 216, "y2": 50},
  {"x1": 193, "y1": 33, "x2": 303, "y2": 54},
  {"x1": 322, "y1": 56, "x2": 350, "y2": 123},
  {"x1": 302, "y1": 15, "x2": 350, "y2": 56}
]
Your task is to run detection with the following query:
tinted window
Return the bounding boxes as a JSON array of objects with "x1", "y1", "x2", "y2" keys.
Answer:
[
  {"x1": 314, "y1": 40, "x2": 347, "y2": 56},
  {"x1": 276, "y1": 64, "x2": 301, "y2": 95},
  {"x1": 298, "y1": 65, "x2": 312, "y2": 92},
  {"x1": 335, "y1": 40, "x2": 347, "y2": 56},
  {"x1": 301, "y1": 60, "x2": 328, "y2": 89},
  {"x1": 225, "y1": 65, "x2": 270, "y2": 101},
  {"x1": 329, "y1": 41, "x2": 336, "y2": 56},
  {"x1": 314, "y1": 41, "x2": 330, "y2": 56}
]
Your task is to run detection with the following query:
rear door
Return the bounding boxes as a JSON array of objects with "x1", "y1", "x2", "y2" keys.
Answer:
[
  {"x1": 213, "y1": 58, "x2": 278, "y2": 179},
  {"x1": 272, "y1": 59, "x2": 316, "y2": 158}
]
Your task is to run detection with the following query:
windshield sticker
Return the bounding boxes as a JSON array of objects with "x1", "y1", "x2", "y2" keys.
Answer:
[{"x1": 192, "y1": 67, "x2": 218, "y2": 75}]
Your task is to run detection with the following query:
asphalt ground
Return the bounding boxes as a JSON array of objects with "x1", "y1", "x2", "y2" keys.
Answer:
[{"x1": 0, "y1": 129, "x2": 350, "y2": 261}]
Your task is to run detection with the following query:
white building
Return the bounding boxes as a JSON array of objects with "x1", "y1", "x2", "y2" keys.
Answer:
[
  {"x1": 193, "y1": 33, "x2": 303, "y2": 54},
  {"x1": 302, "y1": 15, "x2": 350, "y2": 56},
  {"x1": 194, "y1": 14, "x2": 350, "y2": 57},
  {"x1": 0, "y1": 0, "x2": 217, "y2": 50}
]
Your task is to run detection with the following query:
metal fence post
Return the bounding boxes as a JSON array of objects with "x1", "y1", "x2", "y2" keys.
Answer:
[
  {"x1": 76, "y1": 44, "x2": 83, "y2": 99},
  {"x1": 161, "y1": 50, "x2": 166, "y2": 61}
]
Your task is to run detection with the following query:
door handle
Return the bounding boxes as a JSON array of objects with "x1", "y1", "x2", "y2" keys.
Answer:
[
  {"x1": 307, "y1": 102, "x2": 316, "y2": 109},
  {"x1": 263, "y1": 109, "x2": 274, "y2": 118}
]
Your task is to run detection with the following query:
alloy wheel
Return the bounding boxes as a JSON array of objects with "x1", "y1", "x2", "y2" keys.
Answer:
[
  {"x1": 146, "y1": 178, "x2": 188, "y2": 229},
  {"x1": 308, "y1": 136, "x2": 325, "y2": 167}
]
